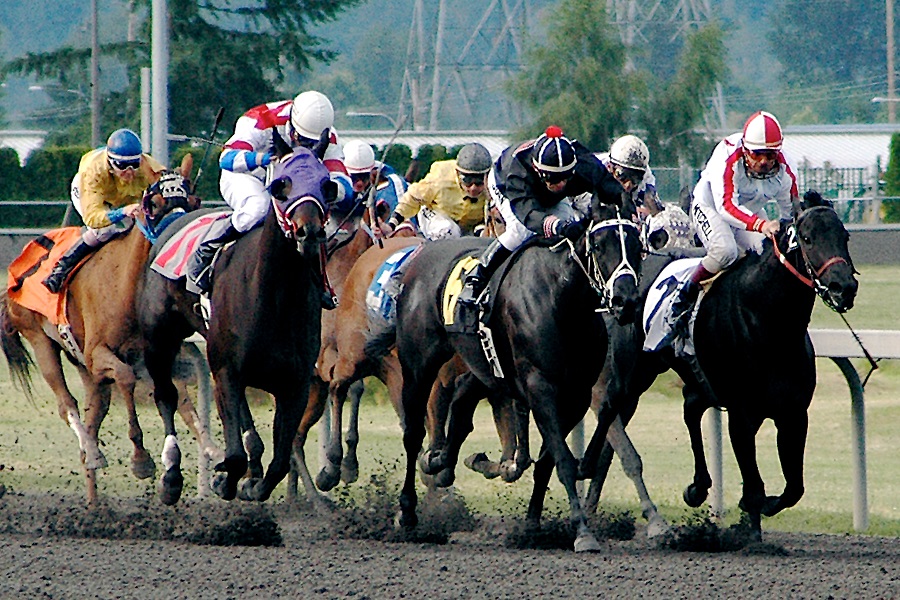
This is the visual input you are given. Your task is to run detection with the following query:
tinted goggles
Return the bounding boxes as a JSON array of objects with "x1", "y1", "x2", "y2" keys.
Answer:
[
  {"x1": 350, "y1": 171, "x2": 372, "y2": 183},
  {"x1": 747, "y1": 149, "x2": 779, "y2": 160},
  {"x1": 611, "y1": 165, "x2": 644, "y2": 187},
  {"x1": 459, "y1": 173, "x2": 486, "y2": 186},
  {"x1": 109, "y1": 158, "x2": 141, "y2": 172},
  {"x1": 538, "y1": 170, "x2": 573, "y2": 184}
]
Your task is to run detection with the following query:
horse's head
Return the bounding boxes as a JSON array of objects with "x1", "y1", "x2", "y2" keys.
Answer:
[
  {"x1": 786, "y1": 190, "x2": 858, "y2": 313},
  {"x1": 140, "y1": 154, "x2": 200, "y2": 241},
  {"x1": 586, "y1": 199, "x2": 643, "y2": 324},
  {"x1": 267, "y1": 148, "x2": 333, "y2": 255}
]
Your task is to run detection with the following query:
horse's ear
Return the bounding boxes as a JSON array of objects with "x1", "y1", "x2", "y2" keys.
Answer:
[
  {"x1": 178, "y1": 153, "x2": 194, "y2": 179},
  {"x1": 312, "y1": 128, "x2": 330, "y2": 161},
  {"x1": 271, "y1": 127, "x2": 292, "y2": 160},
  {"x1": 803, "y1": 189, "x2": 833, "y2": 209}
]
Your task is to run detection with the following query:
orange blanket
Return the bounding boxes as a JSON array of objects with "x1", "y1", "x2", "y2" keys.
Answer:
[{"x1": 7, "y1": 228, "x2": 83, "y2": 325}]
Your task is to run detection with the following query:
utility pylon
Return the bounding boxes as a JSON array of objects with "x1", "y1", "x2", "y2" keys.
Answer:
[{"x1": 398, "y1": 0, "x2": 536, "y2": 131}]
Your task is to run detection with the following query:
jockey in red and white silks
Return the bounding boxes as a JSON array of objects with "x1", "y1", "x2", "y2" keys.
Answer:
[
  {"x1": 218, "y1": 93, "x2": 348, "y2": 233},
  {"x1": 690, "y1": 131, "x2": 797, "y2": 274}
]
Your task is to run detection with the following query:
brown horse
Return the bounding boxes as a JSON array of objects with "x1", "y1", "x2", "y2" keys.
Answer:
[{"x1": 0, "y1": 155, "x2": 218, "y2": 505}]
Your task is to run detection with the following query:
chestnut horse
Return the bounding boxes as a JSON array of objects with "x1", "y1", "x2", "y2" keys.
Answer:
[{"x1": 0, "y1": 156, "x2": 216, "y2": 504}]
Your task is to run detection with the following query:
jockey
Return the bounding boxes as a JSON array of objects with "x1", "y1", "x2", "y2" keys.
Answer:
[
  {"x1": 667, "y1": 110, "x2": 798, "y2": 337},
  {"x1": 186, "y1": 90, "x2": 349, "y2": 307},
  {"x1": 386, "y1": 142, "x2": 492, "y2": 240},
  {"x1": 337, "y1": 139, "x2": 408, "y2": 224},
  {"x1": 43, "y1": 128, "x2": 166, "y2": 293},
  {"x1": 459, "y1": 126, "x2": 625, "y2": 305},
  {"x1": 595, "y1": 134, "x2": 661, "y2": 215}
]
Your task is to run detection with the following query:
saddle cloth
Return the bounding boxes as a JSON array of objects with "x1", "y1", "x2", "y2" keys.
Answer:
[
  {"x1": 363, "y1": 244, "x2": 422, "y2": 357},
  {"x1": 150, "y1": 210, "x2": 231, "y2": 280},
  {"x1": 642, "y1": 257, "x2": 704, "y2": 355},
  {"x1": 7, "y1": 228, "x2": 83, "y2": 326}
]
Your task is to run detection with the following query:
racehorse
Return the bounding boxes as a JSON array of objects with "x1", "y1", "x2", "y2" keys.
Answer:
[
  {"x1": 393, "y1": 199, "x2": 643, "y2": 552},
  {"x1": 0, "y1": 156, "x2": 214, "y2": 505},
  {"x1": 138, "y1": 147, "x2": 331, "y2": 504},
  {"x1": 582, "y1": 191, "x2": 858, "y2": 540}
]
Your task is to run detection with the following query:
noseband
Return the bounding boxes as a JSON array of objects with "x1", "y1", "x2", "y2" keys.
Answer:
[
  {"x1": 771, "y1": 205, "x2": 851, "y2": 311},
  {"x1": 555, "y1": 209, "x2": 640, "y2": 308},
  {"x1": 273, "y1": 195, "x2": 325, "y2": 250}
]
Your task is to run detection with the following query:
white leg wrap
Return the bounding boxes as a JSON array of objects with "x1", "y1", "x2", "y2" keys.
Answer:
[{"x1": 162, "y1": 434, "x2": 181, "y2": 471}]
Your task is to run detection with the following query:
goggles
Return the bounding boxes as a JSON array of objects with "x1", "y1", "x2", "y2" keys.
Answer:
[
  {"x1": 746, "y1": 148, "x2": 779, "y2": 160},
  {"x1": 538, "y1": 170, "x2": 573, "y2": 184},
  {"x1": 611, "y1": 164, "x2": 644, "y2": 187},
  {"x1": 459, "y1": 173, "x2": 486, "y2": 187},
  {"x1": 109, "y1": 158, "x2": 141, "y2": 172},
  {"x1": 350, "y1": 171, "x2": 371, "y2": 183}
]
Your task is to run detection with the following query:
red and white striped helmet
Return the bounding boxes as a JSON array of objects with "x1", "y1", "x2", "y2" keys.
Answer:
[{"x1": 742, "y1": 111, "x2": 783, "y2": 151}]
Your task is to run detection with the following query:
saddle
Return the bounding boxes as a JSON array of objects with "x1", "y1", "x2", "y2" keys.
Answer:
[{"x1": 150, "y1": 210, "x2": 231, "y2": 283}]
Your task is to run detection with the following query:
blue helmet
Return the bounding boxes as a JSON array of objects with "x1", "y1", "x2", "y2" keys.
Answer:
[{"x1": 106, "y1": 128, "x2": 143, "y2": 168}]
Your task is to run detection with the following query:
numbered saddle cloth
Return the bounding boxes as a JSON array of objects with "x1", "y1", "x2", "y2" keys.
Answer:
[{"x1": 642, "y1": 256, "x2": 704, "y2": 355}]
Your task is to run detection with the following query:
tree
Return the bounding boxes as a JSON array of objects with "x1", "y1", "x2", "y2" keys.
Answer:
[
  {"x1": 3, "y1": 0, "x2": 363, "y2": 149},
  {"x1": 639, "y1": 24, "x2": 727, "y2": 167},
  {"x1": 769, "y1": 0, "x2": 886, "y2": 123},
  {"x1": 506, "y1": 0, "x2": 638, "y2": 149},
  {"x1": 881, "y1": 133, "x2": 900, "y2": 223}
]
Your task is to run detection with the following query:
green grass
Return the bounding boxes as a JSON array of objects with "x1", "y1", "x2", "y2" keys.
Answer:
[{"x1": 0, "y1": 264, "x2": 898, "y2": 537}]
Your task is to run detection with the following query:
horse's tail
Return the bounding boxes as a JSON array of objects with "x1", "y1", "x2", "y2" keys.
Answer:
[{"x1": 0, "y1": 291, "x2": 36, "y2": 402}]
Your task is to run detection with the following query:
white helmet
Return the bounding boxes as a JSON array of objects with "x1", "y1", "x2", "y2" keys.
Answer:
[
  {"x1": 290, "y1": 90, "x2": 334, "y2": 141},
  {"x1": 742, "y1": 111, "x2": 783, "y2": 151},
  {"x1": 343, "y1": 140, "x2": 376, "y2": 174},
  {"x1": 609, "y1": 134, "x2": 649, "y2": 172}
]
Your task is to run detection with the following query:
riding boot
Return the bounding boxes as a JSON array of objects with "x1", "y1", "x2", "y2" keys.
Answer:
[
  {"x1": 458, "y1": 239, "x2": 512, "y2": 306},
  {"x1": 666, "y1": 263, "x2": 714, "y2": 339},
  {"x1": 187, "y1": 218, "x2": 241, "y2": 295},
  {"x1": 42, "y1": 239, "x2": 96, "y2": 293}
]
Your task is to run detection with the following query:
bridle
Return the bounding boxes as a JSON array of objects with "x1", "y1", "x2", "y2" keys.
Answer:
[
  {"x1": 770, "y1": 205, "x2": 852, "y2": 312},
  {"x1": 554, "y1": 207, "x2": 640, "y2": 308},
  {"x1": 272, "y1": 195, "x2": 325, "y2": 251}
]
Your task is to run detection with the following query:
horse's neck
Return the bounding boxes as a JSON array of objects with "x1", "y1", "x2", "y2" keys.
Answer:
[
  {"x1": 734, "y1": 247, "x2": 816, "y2": 328},
  {"x1": 522, "y1": 244, "x2": 594, "y2": 305}
]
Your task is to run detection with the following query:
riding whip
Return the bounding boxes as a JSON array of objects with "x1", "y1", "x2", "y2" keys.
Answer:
[
  {"x1": 191, "y1": 106, "x2": 226, "y2": 195},
  {"x1": 367, "y1": 114, "x2": 408, "y2": 248}
]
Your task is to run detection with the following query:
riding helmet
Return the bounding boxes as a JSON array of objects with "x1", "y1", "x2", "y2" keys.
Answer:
[
  {"x1": 455, "y1": 143, "x2": 492, "y2": 174},
  {"x1": 532, "y1": 126, "x2": 577, "y2": 175},
  {"x1": 106, "y1": 129, "x2": 143, "y2": 164},
  {"x1": 290, "y1": 90, "x2": 335, "y2": 141},
  {"x1": 742, "y1": 111, "x2": 783, "y2": 151}
]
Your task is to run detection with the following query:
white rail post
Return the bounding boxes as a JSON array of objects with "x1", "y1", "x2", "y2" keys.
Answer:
[
  {"x1": 703, "y1": 408, "x2": 725, "y2": 521},
  {"x1": 182, "y1": 340, "x2": 212, "y2": 498}
]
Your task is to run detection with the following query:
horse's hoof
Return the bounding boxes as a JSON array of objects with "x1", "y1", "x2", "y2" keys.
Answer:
[
  {"x1": 432, "y1": 468, "x2": 455, "y2": 488},
  {"x1": 203, "y1": 446, "x2": 225, "y2": 464},
  {"x1": 761, "y1": 495, "x2": 783, "y2": 517},
  {"x1": 500, "y1": 461, "x2": 527, "y2": 483},
  {"x1": 340, "y1": 457, "x2": 359, "y2": 484},
  {"x1": 645, "y1": 515, "x2": 670, "y2": 539},
  {"x1": 574, "y1": 532, "x2": 603, "y2": 553},
  {"x1": 132, "y1": 455, "x2": 157, "y2": 480},
  {"x1": 211, "y1": 473, "x2": 236, "y2": 501},
  {"x1": 315, "y1": 466, "x2": 341, "y2": 492},
  {"x1": 237, "y1": 478, "x2": 264, "y2": 501},
  {"x1": 418, "y1": 450, "x2": 445, "y2": 476},
  {"x1": 464, "y1": 452, "x2": 500, "y2": 479},
  {"x1": 396, "y1": 510, "x2": 418, "y2": 530},
  {"x1": 84, "y1": 452, "x2": 108, "y2": 471},
  {"x1": 158, "y1": 468, "x2": 184, "y2": 506},
  {"x1": 683, "y1": 484, "x2": 709, "y2": 508}
]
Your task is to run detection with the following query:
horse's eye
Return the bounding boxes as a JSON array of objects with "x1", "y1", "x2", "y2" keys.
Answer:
[{"x1": 802, "y1": 235, "x2": 812, "y2": 244}]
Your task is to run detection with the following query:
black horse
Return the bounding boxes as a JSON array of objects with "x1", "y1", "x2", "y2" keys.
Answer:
[
  {"x1": 137, "y1": 148, "x2": 330, "y2": 504},
  {"x1": 394, "y1": 200, "x2": 643, "y2": 552},
  {"x1": 582, "y1": 191, "x2": 858, "y2": 540}
]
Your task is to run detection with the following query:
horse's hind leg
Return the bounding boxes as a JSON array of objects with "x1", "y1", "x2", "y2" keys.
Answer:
[
  {"x1": 341, "y1": 379, "x2": 366, "y2": 484},
  {"x1": 606, "y1": 418, "x2": 668, "y2": 537},
  {"x1": 79, "y1": 378, "x2": 112, "y2": 505},
  {"x1": 423, "y1": 372, "x2": 487, "y2": 488},
  {"x1": 289, "y1": 376, "x2": 330, "y2": 512},
  {"x1": 239, "y1": 393, "x2": 264, "y2": 481},
  {"x1": 145, "y1": 340, "x2": 188, "y2": 505},
  {"x1": 729, "y1": 411, "x2": 766, "y2": 539},
  {"x1": 89, "y1": 345, "x2": 155, "y2": 480}
]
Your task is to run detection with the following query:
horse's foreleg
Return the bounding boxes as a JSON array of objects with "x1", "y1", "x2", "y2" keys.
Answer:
[
  {"x1": 80, "y1": 379, "x2": 111, "y2": 502},
  {"x1": 682, "y1": 382, "x2": 713, "y2": 507},
  {"x1": 397, "y1": 362, "x2": 440, "y2": 530},
  {"x1": 584, "y1": 440, "x2": 614, "y2": 513},
  {"x1": 289, "y1": 376, "x2": 328, "y2": 504},
  {"x1": 341, "y1": 379, "x2": 366, "y2": 484},
  {"x1": 316, "y1": 374, "x2": 353, "y2": 492},
  {"x1": 526, "y1": 445, "x2": 553, "y2": 527},
  {"x1": 174, "y1": 378, "x2": 224, "y2": 464},
  {"x1": 239, "y1": 394, "x2": 264, "y2": 481},
  {"x1": 90, "y1": 345, "x2": 155, "y2": 480},
  {"x1": 764, "y1": 411, "x2": 809, "y2": 517},
  {"x1": 527, "y1": 374, "x2": 600, "y2": 553},
  {"x1": 146, "y1": 343, "x2": 187, "y2": 505},
  {"x1": 606, "y1": 418, "x2": 668, "y2": 537},
  {"x1": 242, "y1": 385, "x2": 310, "y2": 502},
  {"x1": 729, "y1": 412, "x2": 766, "y2": 540},
  {"x1": 425, "y1": 373, "x2": 485, "y2": 487},
  {"x1": 210, "y1": 369, "x2": 248, "y2": 501}
]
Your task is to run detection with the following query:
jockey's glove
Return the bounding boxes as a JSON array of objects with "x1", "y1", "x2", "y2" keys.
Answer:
[
  {"x1": 387, "y1": 212, "x2": 403, "y2": 231},
  {"x1": 543, "y1": 215, "x2": 587, "y2": 240}
]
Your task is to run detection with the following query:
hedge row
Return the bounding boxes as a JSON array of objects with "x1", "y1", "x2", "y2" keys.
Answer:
[{"x1": 0, "y1": 143, "x2": 455, "y2": 229}]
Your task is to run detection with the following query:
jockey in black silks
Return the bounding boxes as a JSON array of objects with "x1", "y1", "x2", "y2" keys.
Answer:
[{"x1": 459, "y1": 125, "x2": 628, "y2": 305}]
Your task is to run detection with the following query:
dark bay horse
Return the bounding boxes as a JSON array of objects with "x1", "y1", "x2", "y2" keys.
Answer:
[
  {"x1": 138, "y1": 148, "x2": 330, "y2": 504},
  {"x1": 0, "y1": 156, "x2": 213, "y2": 505},
  {"x1": 583, "y1": 191, "x2": 858, "y2": 540},
  {"x1": 394, "y1": 201, "x2": 643, "y2": 552}
]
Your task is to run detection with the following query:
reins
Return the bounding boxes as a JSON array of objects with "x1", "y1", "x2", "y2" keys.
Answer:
[{"x1": 552, "y1": 209, "x2": 639, "y2": 309}]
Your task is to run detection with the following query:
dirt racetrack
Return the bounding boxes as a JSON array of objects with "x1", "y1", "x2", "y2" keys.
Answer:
[{"x1": 0, "y1": 488, "x2": 898, "y2": 600}]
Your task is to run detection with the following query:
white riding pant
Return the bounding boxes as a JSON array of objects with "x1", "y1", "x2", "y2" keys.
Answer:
[
  {"x1": 691, "y1": 179, "x2": 767, "y2": 274},
  {"x1": 488, "y1": 169, "x2": 580, "y2": 251},
  {"x1": 417, "y1": 206, "x2": 462, "y2": 240},
  {"x1": 70, "y1": 173, "x2": 134, "y2": 246},
  {"x1": 219, "y1": 170, "x2": 268, "y2": 233}
]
